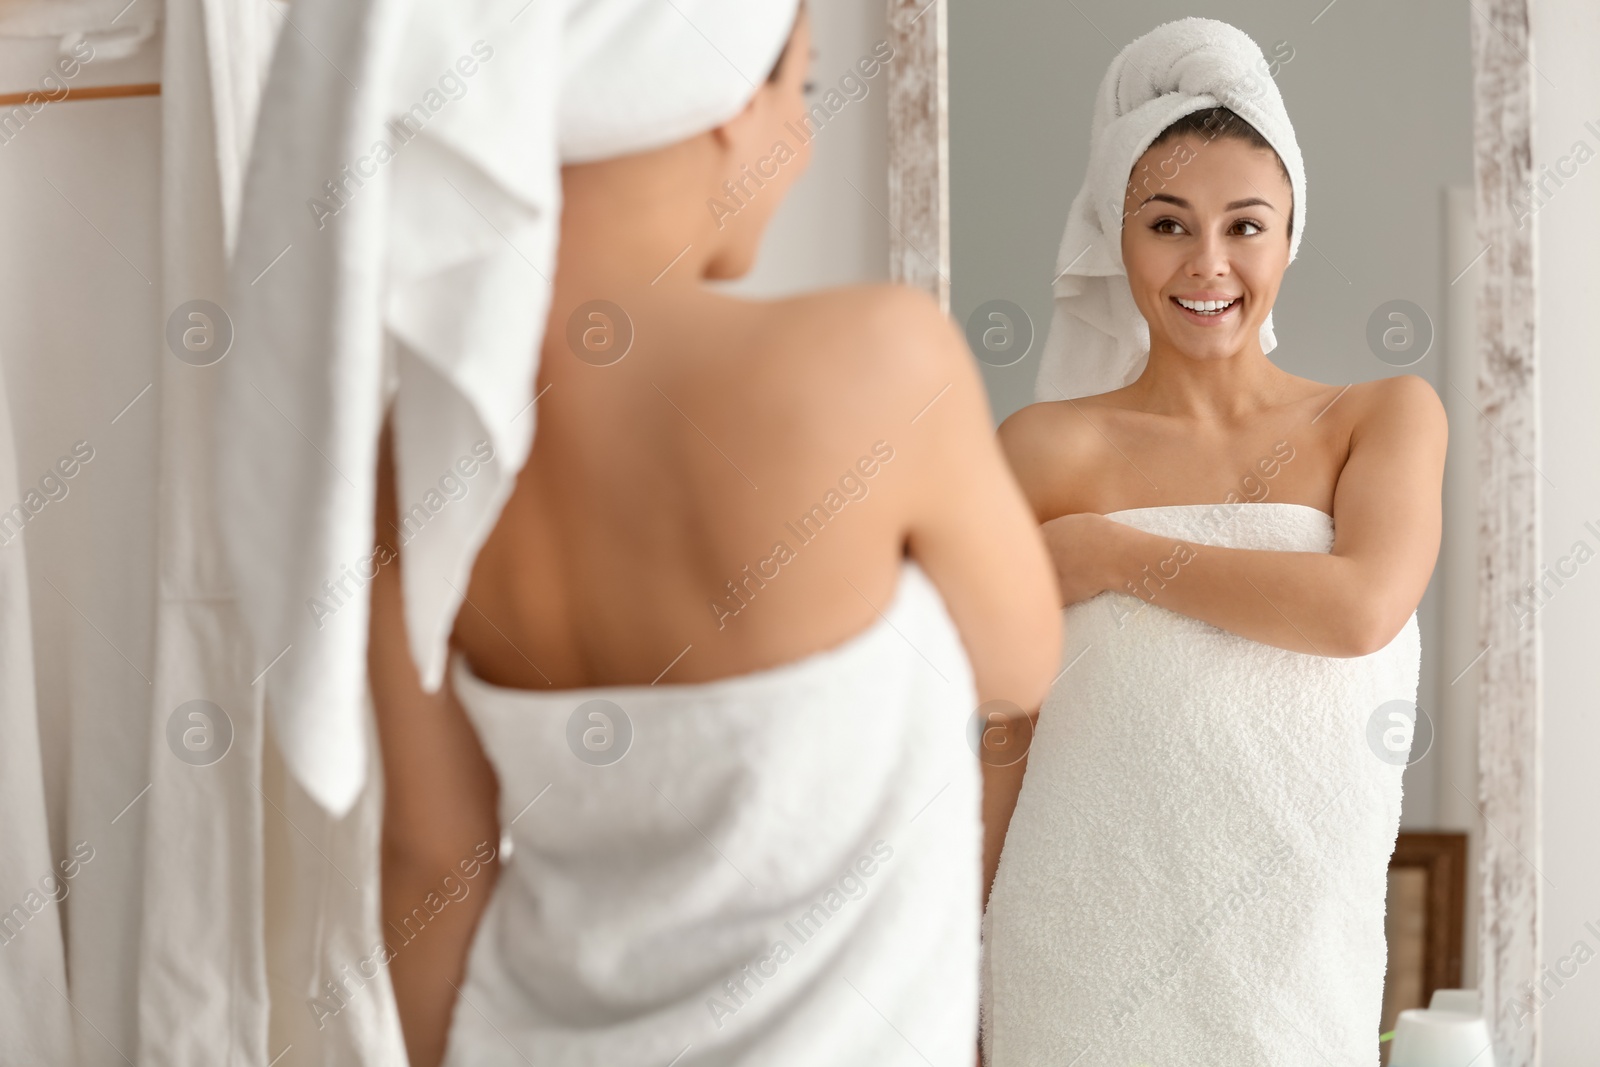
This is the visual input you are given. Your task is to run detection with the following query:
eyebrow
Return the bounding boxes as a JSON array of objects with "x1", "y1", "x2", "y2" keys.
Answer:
[{"x1": 1140, "y1": 193, "x2": 1280, "y2": 214}]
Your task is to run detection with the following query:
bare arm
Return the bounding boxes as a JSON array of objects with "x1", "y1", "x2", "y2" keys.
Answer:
[
  {"x1": 892, "y1": 291, "x2": 1062, "y2": 907},
  {"x1": 1081, "y1": 376, "x2": 1447, "y2": 657},
  {"x1": 979, "y1": 742, "x2": 1032, "y2": 908},
  {"x1": 370, "y1": 419, "x2": 502, "y2": 1067}
]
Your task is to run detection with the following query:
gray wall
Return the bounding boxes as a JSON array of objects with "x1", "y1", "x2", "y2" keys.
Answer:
[{"x1": 951, "y1": 0, "x2": 1474, "y2": 419}]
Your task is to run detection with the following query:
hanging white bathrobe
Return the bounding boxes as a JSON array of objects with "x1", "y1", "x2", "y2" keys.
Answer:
[
  {"x1": 0, "y1": 0, "x2": 273, "y2": 1063},
  {"x1": 120, "y1": 0, "x2": 410, "y2": 1061},
  {"x1": 131, "y1": 1, "x2": 310, "y2": 1064}
]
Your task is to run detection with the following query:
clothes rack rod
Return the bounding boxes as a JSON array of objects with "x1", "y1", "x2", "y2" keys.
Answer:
[{"x1": 0, "y1": 82, "x2": 159, "y2": 106}]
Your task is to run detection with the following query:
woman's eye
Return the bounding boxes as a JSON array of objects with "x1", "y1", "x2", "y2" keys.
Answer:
[{"x1": 1151, "y1": 217, "x2": 1264, "y2": 236}]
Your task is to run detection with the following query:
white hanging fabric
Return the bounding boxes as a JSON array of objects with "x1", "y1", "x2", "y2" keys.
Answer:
[
  {"x1": 0, "y1": 340, "x2": 75, "y2": 1065},
  {"x1": 131, "y1": 1, "x2": 293, "y2": 1063},
  {"x1": 0, "y1": 0, "x2": 386, "y2": 1061},
  {"x1": 0, "y1": 0, "x2": 160, "y2": 58}
]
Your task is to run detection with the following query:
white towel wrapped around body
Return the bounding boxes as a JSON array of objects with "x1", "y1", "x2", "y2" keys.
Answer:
[
  {"x1": 444, "y1": 559, "x2": 981, "y2": 1066},
  {"x1": 1033, "y1": 17, "x2": 1307, "y2": 402},
  {"x1": 981, "y1": 503, "x2": 1420, "y2": 1065}
]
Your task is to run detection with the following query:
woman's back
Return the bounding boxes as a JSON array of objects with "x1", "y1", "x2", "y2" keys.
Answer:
[{"x1": 456, "y1": 281, "x2": 1031, "y2": 692}]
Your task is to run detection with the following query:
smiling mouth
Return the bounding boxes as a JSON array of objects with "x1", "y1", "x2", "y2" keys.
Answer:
[{"x1": 1171, "y1": 296, "x2": 1240, "y2": 322}]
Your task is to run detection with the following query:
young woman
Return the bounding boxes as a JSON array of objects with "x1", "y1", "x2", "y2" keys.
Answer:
[
  {"x1": 367, "y1": 6, "x2": 1061, "y2": 1066},
  {"x1": 979, "y1": 20, "x2": 1446, "y2": 1066}
]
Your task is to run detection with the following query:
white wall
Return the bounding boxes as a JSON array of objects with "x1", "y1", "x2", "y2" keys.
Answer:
[
  {"x1": 1530, "y1": 0, "x2": 1600, "y2": 1055},
  {"x1": 721, "y1": 0, "x2": 891, "y2": 296}
]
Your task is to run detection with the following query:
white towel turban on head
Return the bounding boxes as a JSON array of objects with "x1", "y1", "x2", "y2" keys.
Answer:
[
  {"x1": 217, "y1": 0, "x2": 802, "y2": 816},
  {"x1": 1032, "y1": 17, "x2": 1306, "y2": 402}
]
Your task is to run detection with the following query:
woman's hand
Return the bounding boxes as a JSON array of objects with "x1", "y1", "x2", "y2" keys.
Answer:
[{"x1": 1039, "y1": 511, "x2": 1125, "y2": 607}]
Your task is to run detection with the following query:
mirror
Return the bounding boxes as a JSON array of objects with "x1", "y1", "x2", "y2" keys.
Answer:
[{"x1": 882, "y1": 0, "x2": 1540, "y2": 1061}]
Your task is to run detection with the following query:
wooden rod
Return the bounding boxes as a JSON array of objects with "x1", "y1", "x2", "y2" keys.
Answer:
[{"x1": 0, "y1": 82, "x2": 160, "y2": 107}]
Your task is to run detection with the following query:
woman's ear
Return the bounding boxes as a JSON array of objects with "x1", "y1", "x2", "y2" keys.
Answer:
[
  {"x1": 708, "y1": 87, "x2": 771, "y2": 160},
  {"x1": 707, "y1": 5, "x2": 808, "y2": 161}
]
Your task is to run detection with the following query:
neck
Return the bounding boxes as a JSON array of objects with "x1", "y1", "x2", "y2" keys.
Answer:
[
  {"x1": 1127, "y1": 330, "x2": 1291, "y2": 421},
  {"x1": 550, "y1": 147, "x2": 725, "y2": 310}
]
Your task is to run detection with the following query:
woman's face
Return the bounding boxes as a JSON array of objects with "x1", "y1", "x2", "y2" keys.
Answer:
[{"x1": 1119, "y1": 133, "x2": 1293, "y2": 365}]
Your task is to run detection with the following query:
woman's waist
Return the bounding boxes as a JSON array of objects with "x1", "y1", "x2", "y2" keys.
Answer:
[
  {"x1": 482, "y1": 687, "x2": 979, "y2": 877},
  {"x1": 466, "y1": 766, "x2": 980, "y2": 1020},
  {"x1": 486, "y1": 831, "x2": 924, "y2": 966},
  {"x1": 1061, "y1": 594, "x2": 1421, "y2": 662},
  {"x1": 1034, "y1": 608, "x2": 1422, "y2": 769}
]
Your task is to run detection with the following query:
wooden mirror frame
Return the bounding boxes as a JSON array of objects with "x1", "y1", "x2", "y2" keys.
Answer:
[
  {"x1": 886, "y1": 2, "x2": 1542, "y2": 1063},
  {"x1": 1384, "y1": 831, "x2": 1470, "y2": 1039}
]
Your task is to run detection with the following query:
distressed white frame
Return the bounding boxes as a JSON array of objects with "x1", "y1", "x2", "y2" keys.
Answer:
[
  {"x1": 1468, "y1": 0, "x2": 1540, "y2": 1063},
  {"x1": 885, "y1": 0, "x2": 949, "y2": 312}
]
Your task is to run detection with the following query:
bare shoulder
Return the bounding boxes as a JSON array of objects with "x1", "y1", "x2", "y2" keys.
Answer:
[
  {"x1": 728, "y1": 283, "x2": 1039, "y2": 527},
  {"x1": 774, "y1": 281, "x2": 946, "y2": 329},
  {"x1": 766, "y1": 282, "x2": 964, "y2": 378},
  {"x1": 996, "y1": 395, "x2": 1118, "y2": 519},
  {"x1": 997, "y1": 397, "x2": 1107, "y2": 459},
  {"x1": 735, "y1": 282, "x2": 980, "y2": 427},
  {"x1": 1346, "y1": 374, "x2": 1447, "y2": 447}
]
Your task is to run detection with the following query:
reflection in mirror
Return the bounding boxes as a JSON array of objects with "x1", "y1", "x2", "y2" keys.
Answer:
[{"x1": 949, "y1": 5, "x2": 1481, "y2": 1063}]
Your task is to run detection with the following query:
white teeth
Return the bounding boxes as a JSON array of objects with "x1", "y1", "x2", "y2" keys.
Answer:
[{"x1": 1176, "y1": 297, "x2": 1237, "y2": 313}]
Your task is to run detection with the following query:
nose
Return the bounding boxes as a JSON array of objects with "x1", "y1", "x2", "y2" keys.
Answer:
[{"x1": 1184, "y1": 228, "x2": 1230, "y2": 279}]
